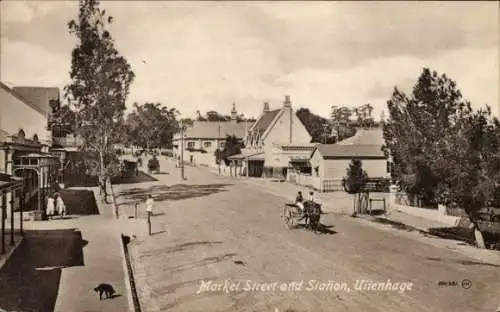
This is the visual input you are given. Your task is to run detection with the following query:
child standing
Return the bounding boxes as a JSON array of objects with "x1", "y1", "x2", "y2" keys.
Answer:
[
  {"x1": 56, "y1": 194, "x2": 66, "y2": 217},
  {"x1": 46, "y1": 195, "x2": 55, "y2": 220}
]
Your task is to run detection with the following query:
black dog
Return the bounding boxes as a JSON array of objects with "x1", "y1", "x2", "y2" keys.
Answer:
[{"x1": 94, "y1": 283, "x2": 116, "y2": 300}]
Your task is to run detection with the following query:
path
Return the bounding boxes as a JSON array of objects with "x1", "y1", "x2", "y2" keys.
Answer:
[{"x1": 0, "y1": 187, "x2": 131, "y2": 312}]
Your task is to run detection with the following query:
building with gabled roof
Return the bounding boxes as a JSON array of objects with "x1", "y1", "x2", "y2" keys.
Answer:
[
  {"x1": 309, "y1": 127, "x2": 389, "y2": 182},
  {"x1": 172, "y1": 103, "x2": 254, "y2": 166},
  {"x1": 228, "y1": 96, "x2": 314, "y2": 178}
]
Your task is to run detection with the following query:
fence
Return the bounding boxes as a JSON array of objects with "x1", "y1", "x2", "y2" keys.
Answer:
[
  {"x1": 320, "y1": 178, "x2": 344, "y2": 192},
  {"x1": 288, "y1": 172, "x2": 343, "y2": 193}
]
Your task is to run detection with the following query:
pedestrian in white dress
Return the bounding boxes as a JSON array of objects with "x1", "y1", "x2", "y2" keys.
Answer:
[
  {"x1": 146, "y1": 194, "x2": 154, "y2": 217},
  {"x1": 56, "y1": 195, "x2": 66, "y2": 217},
  {"x1": 46, "y1": 196, "x2": 55, "y2": 219}
]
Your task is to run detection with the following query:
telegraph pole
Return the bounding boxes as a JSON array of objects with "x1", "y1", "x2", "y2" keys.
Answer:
[
  {"x1": 218, "y1": 121, "x2": 221, "y2": 175},
  {"x1": 181, "y1": 125, "x2": 185, "y2": 180}
]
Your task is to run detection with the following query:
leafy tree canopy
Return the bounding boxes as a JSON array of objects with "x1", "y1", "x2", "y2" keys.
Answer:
[
  {"x1": 383, "y1": 68, "x2": 500, "y2": 221},
  {"x1": 214, "y1": 134, "x2": 243, "y2": 166},
  {"x1": 125, "y1": 102, "x2": 179, "y2": 149}
]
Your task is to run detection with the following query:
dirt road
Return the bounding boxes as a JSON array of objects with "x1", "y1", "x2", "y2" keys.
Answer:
[{"x1": 114, "y1": 158, "x2": 500, "y2": 312}]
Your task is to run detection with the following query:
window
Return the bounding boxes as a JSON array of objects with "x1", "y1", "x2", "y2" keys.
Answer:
[
  {"x1": 204, "y1": 141, "x2": 212, "y2": 148},
  {"x1": 386, "y1": 161, "x2": 391, "y2": 173},
  {"x1": 187, "y1": 142, "x2": 195, "y2": 149}
]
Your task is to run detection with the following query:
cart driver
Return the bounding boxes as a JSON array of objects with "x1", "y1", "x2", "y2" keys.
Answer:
[
  {"x1": 309, "y1": 191, "x2": 316, "y2": 203},
  {"x1": 295, "y1": 191, "x2": 304, "y2": 212}
]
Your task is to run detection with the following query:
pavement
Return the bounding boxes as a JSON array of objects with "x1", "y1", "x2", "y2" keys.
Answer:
[
  {"x1": 112, "y1": 156, "x2": 500, "y2": 312},
  {"x1": 0, "y1": 187, "x2": 131, "y2": 312}
]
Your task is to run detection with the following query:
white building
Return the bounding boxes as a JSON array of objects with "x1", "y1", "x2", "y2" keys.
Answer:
[
  {"x1": 229, "y1": 95, "x2": 315, "y2": 177},
  {"x1": 172, "y1": 104, "x2": 253, "y2": 167}
]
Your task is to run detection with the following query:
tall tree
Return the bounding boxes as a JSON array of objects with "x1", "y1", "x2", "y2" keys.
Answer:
[
  {"x1": 383, "y1": 69, "x2": 464, "y2": 205},
  {"x1": 64, "y1": 0, "x2": 135, "y2": 192},
  {"x1": 383, "y1": 68, "x2": 500, "y2": 246},
  {"x1": 329, "y1": 106, "x2": 357, "y2": 142}
]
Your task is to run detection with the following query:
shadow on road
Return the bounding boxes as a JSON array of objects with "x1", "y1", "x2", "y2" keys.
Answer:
[
  {"x1": 426, "y1": 257, "x2": 500, "y2": 268},
  {"x1": 167, "y1": 253, "x2": 237, "y2": 273},
  {"x1": 0, "y1": 229, "x2": 87, "y2": 312},
  {"x1": 118, "y1": 184, "x2": 232, "y2": 204},
  {"x1": 60, "y1": 189, "x2": 99, "y2": 215},
  {"x1": 371, "y1": 217, "x2": 421, "y2": 232},
  {"x1": 293, "y1": 224, "x2": 338, "y2": 235},
  {"x1": 140, "y1": 241, "x2": 223, "y2": 257},
  {"x1": 111, "y1": 171, "x2": 159, "y2": 185}
]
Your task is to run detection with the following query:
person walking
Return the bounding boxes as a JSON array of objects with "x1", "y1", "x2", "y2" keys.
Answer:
[
  {"x1": 146, "y1": 194, "x2": 154, "y2": 217},
  {"x1": 46, "y1": 195, "x2": 55, "y2": 220},
  {"x1": 145, "y1": 194, "x2": 154, "y2": 235},
  {"x1": 56, "y1": 193, "x2": 66, "y2": 218}
]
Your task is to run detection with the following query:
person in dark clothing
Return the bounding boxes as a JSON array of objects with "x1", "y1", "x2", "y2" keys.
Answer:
[{"x1": 295, "y1": 191, "x2": 304, "y2": 212}]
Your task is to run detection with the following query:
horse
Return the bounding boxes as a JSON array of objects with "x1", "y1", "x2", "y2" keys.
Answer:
[{"x1": 303, "y1": 200, "x2": 322, "y2": 231}]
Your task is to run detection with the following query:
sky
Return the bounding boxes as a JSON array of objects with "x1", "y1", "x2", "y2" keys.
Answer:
[{"x1": 1, "y1": 1, "x2": 499, "y2": 120}]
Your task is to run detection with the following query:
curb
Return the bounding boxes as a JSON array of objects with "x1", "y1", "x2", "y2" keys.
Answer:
[
  {"x1": 120, "y1": 235, "x2": 142, "y2": 312},
  {"x1": 0, "y1": 236, "x2": 24, "y2": 271},
  {"x1": 109, "y1": 184, "x2": 141, "y2": 312}
]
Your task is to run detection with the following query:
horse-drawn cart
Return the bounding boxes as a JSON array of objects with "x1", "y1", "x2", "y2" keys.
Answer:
[{"x1": 282, "y1": 200, "x2": 322, "y2": 231}]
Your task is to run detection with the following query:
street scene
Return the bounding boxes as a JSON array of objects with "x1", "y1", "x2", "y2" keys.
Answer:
[{"x1": 0, "y1": 1, "x2": 499, "y2": 312}]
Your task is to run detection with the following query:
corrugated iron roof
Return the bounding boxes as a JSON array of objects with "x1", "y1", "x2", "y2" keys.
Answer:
[
  {"x1": 12, "y1": 86, "x2": 60, "y2": 115},
  {"x1": 313, "y1": 144, "x2": 385, "y2": 158},
  {"x1": 0, "y1": 82, "x2": 46, "y2": 115},
  {"x1": 177, "y1": 120, "x2": 254, "y2": 139},
  {"x1": 251, "y1": 109, "x2": 280, "y2": 135}
]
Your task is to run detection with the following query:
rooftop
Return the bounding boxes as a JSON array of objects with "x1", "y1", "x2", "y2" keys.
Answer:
[
  {"x1": 176, "y1": 120, "x2": 255, "y2": 139},
  {"x1": 12, "y1": 86, "x2": 60, "y2": 116},
  {"x1": 313, "y1": 144, "x2": 386, "y2": 158},
  {"x1": 251, "y1": 109, "x2": 281, "y2": 135}
]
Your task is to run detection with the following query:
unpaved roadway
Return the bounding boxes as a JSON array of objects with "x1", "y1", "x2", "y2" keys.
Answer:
[{"x1": 114, "y1": 158, "x2": 500, "y2": 312}]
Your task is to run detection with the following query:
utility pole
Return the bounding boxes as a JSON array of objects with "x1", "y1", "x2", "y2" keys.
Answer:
[
  {"x1": 323, "y1": 123, "x2": 328, "y2": 144},
  {"x1": 180, "y1": 120, "x2": 185, "y2": 180},
  {"x1": 218, "y1": 121, "x2": 221, "y2": 175}
]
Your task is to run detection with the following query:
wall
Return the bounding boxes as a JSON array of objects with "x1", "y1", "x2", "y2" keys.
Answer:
[
  {"x1": 263, "y1": 107, "x2": 312, "y2": 168},
  {"x1": 264, "y1": 107, "x2": 311, "y2": 148},
  {"x1": 391, "y1": 203, "x2": 459, "y2": 226},
  {"x1": 323, "y1": 158, "x2": 387, "y2": 179},
  {"x1": 0, "y1": 87, "x2": 50, "y2": 145},
  {"x1": 309, "y1": 151, "x2": 323, "y2": 177}
]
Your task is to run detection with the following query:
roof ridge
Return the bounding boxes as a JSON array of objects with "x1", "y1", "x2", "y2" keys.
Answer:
[{"x1": 0, "y1": 82, "x2": 46, "y2": 115}]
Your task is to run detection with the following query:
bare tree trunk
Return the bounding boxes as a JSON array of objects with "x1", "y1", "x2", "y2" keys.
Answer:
[
  {"x1": 99, "y1": 151, "x2": 108, "y2": 204},
  {"x1": 471, "y1": 219, "x2": 486, "y2": 249}
]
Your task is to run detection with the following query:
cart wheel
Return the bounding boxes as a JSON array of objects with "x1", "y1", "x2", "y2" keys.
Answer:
[{"x1": 283, "y1": 207, "x2": 295, "y2": 228}]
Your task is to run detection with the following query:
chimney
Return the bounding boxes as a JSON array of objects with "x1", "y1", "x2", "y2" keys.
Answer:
[
  {"x1": 263, "y1": 102, "x2": 270, "y2": 113},
  {"x1": 230, "y1": 102, "x2": 237, "y2": 120},
  {"x1": 283, "y1": 95, "x2": 291, "y2": 108}
]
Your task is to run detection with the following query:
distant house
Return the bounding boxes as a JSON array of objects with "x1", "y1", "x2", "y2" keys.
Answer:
[
  {"x1": 229, "y1": 96, "x2": 315, "y2": 178},
  {"x1": 172, "y1": 104, "x2": 254, "y2": 166},
  {"x1": 310, "y1": 144, "x2": 388, "y2": 179}
]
